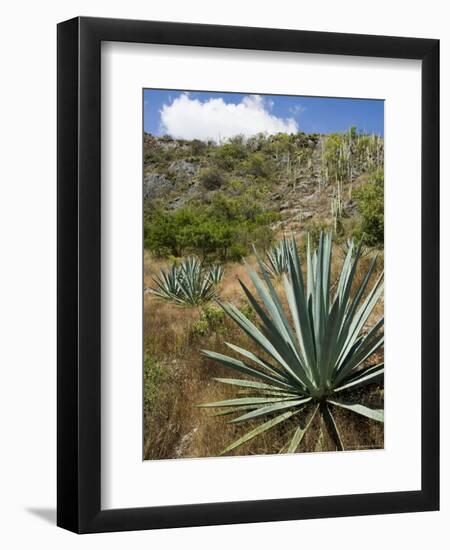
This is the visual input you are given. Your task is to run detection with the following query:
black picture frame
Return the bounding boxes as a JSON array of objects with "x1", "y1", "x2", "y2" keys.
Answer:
[{"x1": 57, "y1": 16, "x2": 439, "y2": 534}]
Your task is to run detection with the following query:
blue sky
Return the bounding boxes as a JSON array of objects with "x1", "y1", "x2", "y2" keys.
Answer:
[{"x1": 143, "y1": 89, "x2": 384, "y2": 141}]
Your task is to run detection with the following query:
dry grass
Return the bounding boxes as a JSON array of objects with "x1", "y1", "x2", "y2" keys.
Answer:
[{"x1": 143, "y1": 247, "x2": 384, "y2": 461}]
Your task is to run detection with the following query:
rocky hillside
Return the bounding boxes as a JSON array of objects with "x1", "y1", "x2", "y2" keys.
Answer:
[{"x1": 143, "y1": 130, "x2": 384, "y2": 259}]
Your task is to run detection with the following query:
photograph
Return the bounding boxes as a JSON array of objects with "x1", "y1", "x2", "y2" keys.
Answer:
[{"x1": 143, "y1": 90, "x2": 385, "y2": 460}]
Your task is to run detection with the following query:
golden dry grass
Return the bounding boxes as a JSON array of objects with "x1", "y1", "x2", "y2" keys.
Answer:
[{"x1": 143, "y1": 246, "x2": 384, "y2": 461}]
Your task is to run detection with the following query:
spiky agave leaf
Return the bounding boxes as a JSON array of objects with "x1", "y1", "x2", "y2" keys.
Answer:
[
  {"x1": 200, "y1": 232, "x2": 384, "y2": 454},
  {"x1": 341, "y1": 236, "x2": 371, "y2": 259}
]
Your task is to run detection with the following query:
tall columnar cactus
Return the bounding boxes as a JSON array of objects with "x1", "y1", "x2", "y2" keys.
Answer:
[
  {"x1": 319, "y1": 129, "x2": 383, "y2": 191},
  {"x1": 330, "y1": 180, "x2": 344, "y2": 232}
]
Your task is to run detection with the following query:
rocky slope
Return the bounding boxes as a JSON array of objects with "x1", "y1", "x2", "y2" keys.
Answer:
[{"x1": 143, "y1": 131, "x2": 381, "y2": 236}]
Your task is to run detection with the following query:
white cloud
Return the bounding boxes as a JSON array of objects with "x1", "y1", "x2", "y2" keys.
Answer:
[{"x1": 159, "y1": 94, "x2": 298, "y2": 141}]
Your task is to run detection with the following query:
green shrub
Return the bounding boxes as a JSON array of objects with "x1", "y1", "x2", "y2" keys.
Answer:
[
  {"x1": 354, "y1": 172, "x2": 384, "y2": 247},
  {"x1": 143, "y1": 209, "x2": 180, "y2": 257},
  {"x1": 240, "y1": 152, "x2": 273, "y2": 179},
  {"x1": 368, "y1": 167, "x2": 384, "y2": 186},
  {"x1": 214, "y1": 139, "x2": 247, "y2": 170},
  {"x1": 191, "y1": 318, "x2": 210, "y2": 339},
  {"x1": 144, "y1": 353, "x2": 167, "y2": 413},
  {"x1": 227, "y1": 243, "x2": 249, "y2": 262},
  {"x1": 202, "y1": 303, "x2": 226, "y2": 326},
  {"x1": 144, "y1": 193, "x2": 278, "y2": 261},
  {"x1": 191, "y1": 304, "x2": 226, "y2": 339},
  {"x1": 199, "y1": 167, "x2": 227, "y2": 190}
]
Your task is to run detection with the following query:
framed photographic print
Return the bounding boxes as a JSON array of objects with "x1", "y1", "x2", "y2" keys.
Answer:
[{"x1": 57, "y1": 17, "x2": 439, "y2": 533}]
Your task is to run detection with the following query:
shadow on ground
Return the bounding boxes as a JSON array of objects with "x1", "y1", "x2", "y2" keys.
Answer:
[{"x1": 26, "y1": 507, "x2": 56, "y2": 525}]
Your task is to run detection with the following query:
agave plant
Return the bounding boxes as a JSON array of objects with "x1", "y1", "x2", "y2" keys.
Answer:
[
  {"x1": 207, "y1": 264, "x2": 225, "y2": 285},
  {"x1": 148, "y1": 264, "x2": 181, "y2": 301},
  {"x1": 200, "y1": 233, "x2": 384, "y2": 454},
  {"x1": 149, "y1": 256, "x2": 219, "y2": 306},
  {"x1": 262, "y1": 236, "x2": 295, "y2": 277}
]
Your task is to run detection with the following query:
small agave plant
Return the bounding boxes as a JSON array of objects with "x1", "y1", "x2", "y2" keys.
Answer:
[
  {"x1": 262, "y1": 236, "x2": 295, "y2": 277},
  {"x1": 207, "y1": 264, "x2": 225, "y2": 285},
  {"x1": 200, "y1": 233, "x2": 384, "y2": 454},
  {"x1": 150, "y1": 256, "x2": 221, "y2": 306}
]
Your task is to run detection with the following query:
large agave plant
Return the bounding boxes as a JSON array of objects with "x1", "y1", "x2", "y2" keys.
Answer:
[
  {"x1": 262, "y1": 236, "x2": 295, "y2": 277},
  {"x1": 200, "y1": 233, "x2": 384, "y2": 454},
  {"x1": 149, "y1": 256, "x2": 219, "y2": 306}
]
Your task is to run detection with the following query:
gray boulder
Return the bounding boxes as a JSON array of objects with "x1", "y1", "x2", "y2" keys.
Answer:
[
  {"x1": 168, "y1": 159, "x2": 197, "y2": 179},
  {"x1": 143, "y1": 173, "x2": 173, "y2": 200}
]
